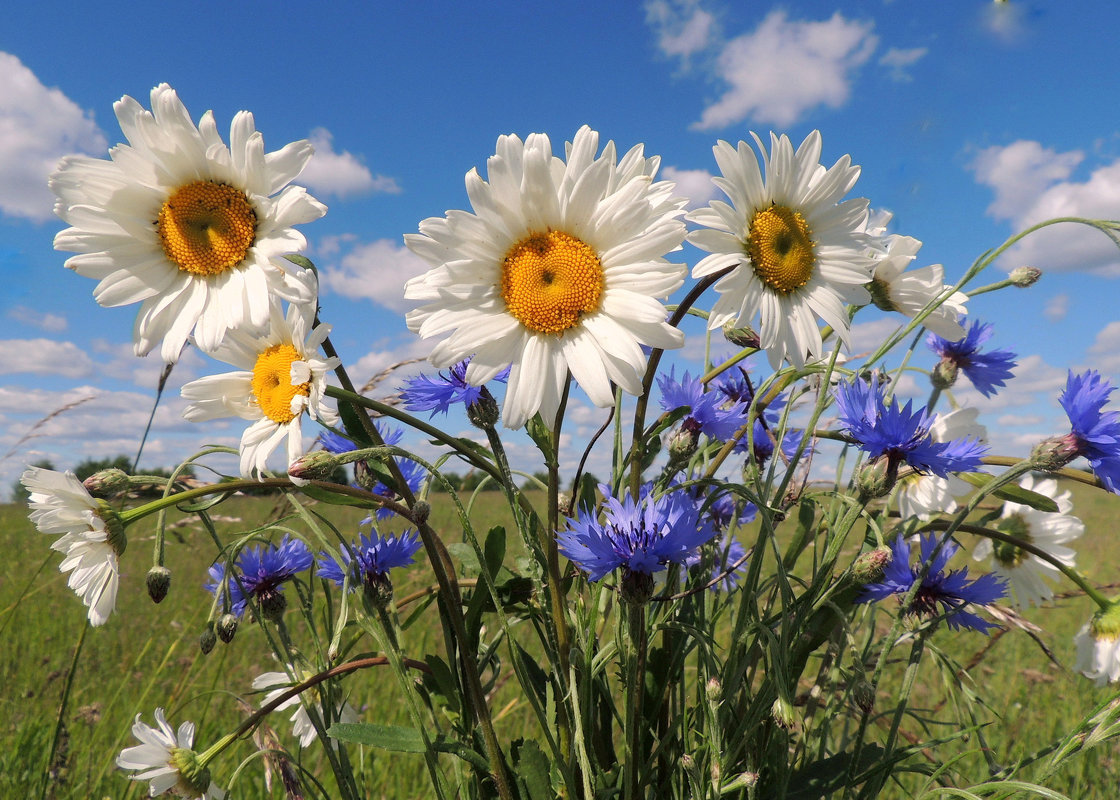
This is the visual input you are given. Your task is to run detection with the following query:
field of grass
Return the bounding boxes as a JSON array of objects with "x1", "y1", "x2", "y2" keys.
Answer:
[{"x1": 2, "y1": 481, "x2": 1120, "y2": 798}]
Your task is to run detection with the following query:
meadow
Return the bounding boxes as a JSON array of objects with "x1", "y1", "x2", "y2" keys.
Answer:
[{"x1": 2, "y1": 481, "x2": 1119, "y2": 799}]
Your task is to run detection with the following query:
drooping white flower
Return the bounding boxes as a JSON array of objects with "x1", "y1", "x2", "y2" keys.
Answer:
[
  {"x1": 973, "y1": 474, "x2": 1084, "y2": 608},
  {"x1": 404, "y1": 125, "x2": 687, "y2": 429},
  {"x1": 896, "y1": 407, "x2": 987, "y2": 519},
  {"x1": 252, "y1": 668, "x2": 360, "y2": 748},
  {"x1": 1074, "y1": 604, "x2": 1120, "y2": 686},
  {"x1": 51, "y1": 83, "x2": 326, "y2": 363},
  {"x1": 689, "y1": 131, "x2": 874, "y2": 369},
  {"x1": 21, "y1": 467, "x2": 124, "y2": 626},
  {"x1": 867, "y1": 234, "x2": 968, "y2": 340},
  {"x1": 180, "y1": 298, "x2": 339, "y2": 481},
  {"x1": 117, "y1": 708, "x2": 225, "y2": 799}
]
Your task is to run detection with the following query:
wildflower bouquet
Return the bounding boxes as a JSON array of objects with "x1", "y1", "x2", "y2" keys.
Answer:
[{"x1": 24, "y1": 83, "x2": 1120, "y2": 799}]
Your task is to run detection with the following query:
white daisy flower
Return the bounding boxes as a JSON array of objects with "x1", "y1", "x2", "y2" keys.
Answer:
[
  {"x1": 51, "y1": 83, "x2": 326, "y2": 363},
  {"x1": 21, "y1": 467, "x2": 124, "y2": 626},
  {"x1": 689, "y1": 131, "x2": 874, "y2": 369},
  {"x1": 404, "y1": 125, "x2": 687, "y2": 429},
  {"x1": 117, "y1": 708, "x2": 224, "y2": 799},
  {"x1": 1075, "y1": 605, "x2": 1120, "y2": 686},
  {"x1": 896, "y1": 407, "x2": 987, "y2": 520},
  {"x1": 180, "y1": 299, "x2": 339, "y2": 481},
  {"x1": 973, "y1": 474, "x2": 1084, "y2": 609},
  {"x1": 252, "y1": 668, "x2": 360, "y2": 749},
  {"x1": 867, "y1": 234, "x2": 968, "y2": 341}
]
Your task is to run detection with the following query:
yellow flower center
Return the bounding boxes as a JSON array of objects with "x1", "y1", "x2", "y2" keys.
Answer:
[
  {"x1": 157, "y1": 180, "x2": 257, "y2": 276},
  {"x1": 251, "y1": 344, "x2": 309, "y2": 424},
  {"x1": 746, "y1": 204, "x2": 816, "y2": 294},
  {"x1": 500, "y1": 230, "x2": 604, "y2": 334}
]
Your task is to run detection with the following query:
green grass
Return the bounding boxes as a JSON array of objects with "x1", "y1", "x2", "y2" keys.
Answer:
[{"x1": 3, "y1": 482, "x2": 1120, "y2": 798}]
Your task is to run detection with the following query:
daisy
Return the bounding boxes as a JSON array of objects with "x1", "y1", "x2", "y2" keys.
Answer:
[
  {"x1": 180, "y1": 299, "x2": 339, "y2": 482},
  {"x1": 1074, "y1": 603, "x2": 1120, "y2": 686},
  {"x1": 972, "y1": 474, "x2": 1084, "y2": 608},
  {"x1": 689, "y1": 131, "x2": 874, "y2": 369},
  {"x1": 866, "y1": 234, "x2": 968, "y2": 340},
  {"x1": 21, "y1": 466, "x2": 125, "y2": 626},
  {"x1": 404, "y1": 125, "x2": 688, "y2": 429},
  {"x1": 252, "y1": 667, "x2": 360, "y2": 749},
  {"x1": 857, "y1": 534, "x2": 1006, "y2": 633},
  {"x1": 896, "y1": 407, "x2": 988, "y2": 519},
  {"x1": 51, "y1": 83, "x2": 325, "y2": 363},
  {"x1": 117, "y1": 708, "x2": 224, "y2": 799}
]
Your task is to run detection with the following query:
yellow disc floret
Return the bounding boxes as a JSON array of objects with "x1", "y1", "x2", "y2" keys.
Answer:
[
  {"x1": 251, "y1": 343, "x2": 309, "y2": 424},
  {"x1": 500, "y1": 230, "x2": 604, "y2": 334},
  {"x1": 746, "y1": 204, "x2": 816, "y2": 294},
  {"x1": 157, "y1": 181, "x2": 257, "y2": 276}
]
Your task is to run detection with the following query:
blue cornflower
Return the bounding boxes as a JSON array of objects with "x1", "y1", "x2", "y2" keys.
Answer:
[
  {"x1": 658, "y1": 368, "x2": 745, "y2": 441},
  {"x1": 857, "y1": 534, "x2": 1006, "y2": 633},
  {"x1": 369, "y1": 456, "x2": 427, "y2": 520},
  {"x1": 206, "y1": 535, "x2": 313, "y2": 620},
  {"x1": 318, "y1": 527, "x2": 422, "y2": 605},
  {"x1": 316, "y1": 419, "x2": 402, "y2": 454},
  {"x1": 835, "y1": 376, "x2": 987, "y2": 480},
  {"x1": 1051, "y1": 370, "x2": 1120, "y2": 492},
  {"x1": 401, "y1": 359, "x2": 508, "y2": 419},
  {"x1": 926, "y1": 319, "x2": 1017, "y2": 397},
  {"x1": 557, "y1": 485, "x2": 717, "y2": 601}
]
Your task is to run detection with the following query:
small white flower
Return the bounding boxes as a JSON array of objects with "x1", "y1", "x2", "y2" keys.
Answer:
[
  {"x1": 51, "y1": 83, "x2": 326, "y2": 362},
  {"x1": 405, "y1": 125, "x2": 687, "y2": 429},
  {"x1": 252, "y1": 668, "x2": 359, "y2": 748},
  {"x1": 117, "y1": 708, "x2": 224, "y2": 798},
  {"x1": 867, "y1": 234, "x2": 968, "y2": 341},
  {"x1": 689, "y1": 131, "x2": 874, "y2": 369},
  {"x1": 973, "y1": 474, "x2": 1084, "y2": 608},
  {"x1": 21, "y1": 467, "x2": 123, "y2": 626},
  {"x1": 1075, "y1": 609, "x2": 1120, "y2": 686},
  {"x1": 896, "y1": 407, "x2": 987, "y2": 519},
  {"x1": 180, "y1": 298, "x2": 339, "y2": 482}
]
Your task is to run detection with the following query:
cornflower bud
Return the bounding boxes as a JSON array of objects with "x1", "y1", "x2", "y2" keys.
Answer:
[
  {"x1": 146, "y1": 566, "x2": 171, "y2": 604},
  {"x1": 216, "y1": 613, "x2": 238, "y2": 644},
  {"x1": 199, "y1": 623, "x2": 217, "y2": 655},
  {"x1": 1009, "y1": 266, "x2": 1042, "y2": 288},
  {"x1": 287, "y1": 450, "x2": 340, "y2": 482},
  {"x1": 83, "y1": 468, "x2": 131, "y2": 497}
]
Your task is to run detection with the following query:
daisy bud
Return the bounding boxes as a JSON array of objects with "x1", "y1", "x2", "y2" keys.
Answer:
[
  {"x1": 1029, "y1": 433, "x2": 1081, "y2": 472},
  {"x1": 722, "y1": 322, "x2": 760, "y2": 349},
  {"x1": 930, "y1": 358, "x2": 959, "y2": 391},
  {"x1": 168, "y1": 747, "x2": 212, "y2": 796},
  {"x1": 1009, "y1": 266, "x2": 1042, "y2": 288},
  {"x1": 287, "y1": 450, "x2": 340, "y2": 482},
  {"x1": 466, "y1": 386, "x2": 500, "y2": 429},
  {"x1": 83, "y1": 468, "x2": 130, "y2": 497},
  {"x1": 146, "y1": 566, "x2": 171, "y2": 604},
  {"x1": 620, "y1": 569, "x2": 655, "y2": 606},
  {"x1": 1075, "y1": 603, "x2": 1120, "y2": 686},
  {"x1": 216, "y1": 613, "x2": 238, "y2": 643},
  {"x1": 851, "y1": 545, "x2": 893, "y2": 585},
  {"x1": 199, "y1": 623, "x2": 217, "y2": 655}
]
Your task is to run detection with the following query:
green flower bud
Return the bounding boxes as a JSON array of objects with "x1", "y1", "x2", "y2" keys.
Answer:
[
  {"x1": 1029, "y1": 433, "x2": 1081, "y2": 472},
  {"x1": 287, "y1": 450, "x2": 340, "y2": 482},
  {"x1": 146, "y1": 566, "x2": 171, "y2": 604},
  {"x1": 466, "y1": 386, "x2": 500, "y2": 429},
  {"x1": 855, "y1": 456, "x2": 897, "y2": 500},
  {"x1": 1009, "y1": 266, "x2": 1042, "y2": 288},
  {"x1": 216, "y1": 613, "x2": 238, "y2": 644},
  {"x1": 199, "y1": 624, "x2": 217, "y2": 655},
  {"x1": 931, "y1": 358, "x2": 959, "y2": 391},
  {"x1": 851, "y1": 545, "x2": 893, "y2": 585},
  {"x1": 83, "y1": 468, "x2": 131, "y2": 497},
  {"x1": 722, "y1": 322, "x2": 760, "y2": 349}
]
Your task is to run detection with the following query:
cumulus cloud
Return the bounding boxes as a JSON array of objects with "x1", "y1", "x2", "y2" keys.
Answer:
[
  {"x1": 1043, "y1": 293, "x2": 1069, "y2": 322},
  {"x1": 0, "y1": 338, "x2": 94, "y2": 378},
  {"x1": 299, "y1": 127, "x2": 401, "y2": 199},
  {"x1": 645, "y1": 0, "x2": 715, "y2": 61},
  {"x1": 0, "y1": 52, "x2": 106, "y2": 222},
  {"x1": 661, "y1": 166, "x2": 717, "y2": 209},
  {"x1": 7, "y1": 305, "x2": 67, "y2": 332},
  {"x1": 692, "y1": 10, "x2": 878, "y2": 129},
  {"x1": 879, "y1": 46, "x2": 927, "y2": 82},
  {"x1": 970, "y1": 140, "x2": 1120, "y2": 275},
  {"x1": 1088, "y1": 321, "x2": 1120, "y2": 374},
  {"x1": 318, "y1": 236, "x2": 430, "y2": 313}
]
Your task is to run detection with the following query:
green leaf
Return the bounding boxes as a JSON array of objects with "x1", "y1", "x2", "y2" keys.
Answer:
[
  {"x1": 284, "y1": 253, "x2": 317, "y2": 272},
  {"x1": 512, "y1": 738, "x2": 554, "y2": 800},
  {"x1": 956, "y1": 472, "x2": 1060, "y2": 512},
  {"x1": 299, "y1": 483, "x2": 379, "y2": 509},
  {"x1": 446, "y1": 542, "x2": 481, "y2": 575},
  {"x1": 336, "y1": 398, "x2": 375, "y2": 447},
  {"x1": 328, "y1": 722, "x2": 426, "y2": 752}
]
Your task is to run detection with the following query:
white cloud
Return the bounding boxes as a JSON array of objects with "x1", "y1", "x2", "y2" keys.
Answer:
[
  {"x1": 878, "y1": 46, "x2": 927, "y2": 82},
  {"x1": 318, "y1": 236, "x2": 430, "y2": 313},
  {"x1": 299, "y1": 127, "x2": 401, "y2": 199},
  {"x1": 645, "y1": 0, "x2": 715, "y2": 61},
  {"x1": 1088, "y1": 321, "x2": 1120, "y2": 374},
  {"x1": 970, "y1": 140, "x2": 1120, "y2": 275},
  {"x1": 1043, "y1": 293, "x2": 1069, "y2": 322},
  {"x1": 0, "y1": 52, "x2": 106, "y2": 222},
  {"x1": 0, "y1": 338, "x2": 94, "y2": 378},
  {"x1": 661, "y1": 166, "x2": 717, "y2": 209},
  {"x1": 692, "y1": 11, "x2": 878, "y2": 129},
  {"x1": 7, "y1": 305, "x2": 67, "y2": 332}
]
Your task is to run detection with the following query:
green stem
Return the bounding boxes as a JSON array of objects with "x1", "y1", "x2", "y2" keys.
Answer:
[
  {"x1": 623, "y1": 602, "x2": 648, "y2": 800},
  {"x1": 40, "y1": 622, "x2": 88, "y2": 800}
]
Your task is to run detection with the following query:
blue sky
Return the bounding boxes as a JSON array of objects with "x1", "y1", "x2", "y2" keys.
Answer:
[{"x1": 2, "y1": 0, "x2": 1120, "y2": 497}]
